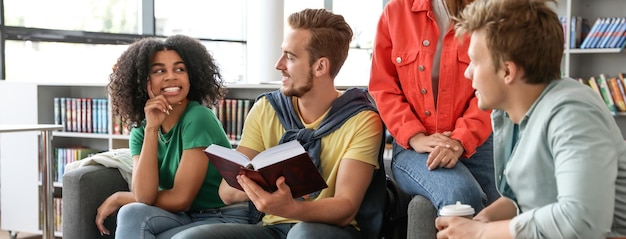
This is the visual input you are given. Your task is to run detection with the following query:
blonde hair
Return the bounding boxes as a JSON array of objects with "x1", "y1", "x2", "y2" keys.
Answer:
[{"x1": 454, "y1": 0, "x2": 563, "y2": 83}]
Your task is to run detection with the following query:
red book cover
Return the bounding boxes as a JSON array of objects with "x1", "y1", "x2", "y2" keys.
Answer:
[{"x1": 205, "y1": 140, "x2": 328, "y2": 198}]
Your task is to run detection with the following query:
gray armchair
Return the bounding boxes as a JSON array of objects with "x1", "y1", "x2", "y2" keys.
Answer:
[{"x1": 62, "y1": 165, "x2": 128, "y2": 239}]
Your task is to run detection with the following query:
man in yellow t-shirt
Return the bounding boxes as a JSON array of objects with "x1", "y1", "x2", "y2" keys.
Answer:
[{"x1": 171, "y1": 8, "x2": 384, "y2": 239}]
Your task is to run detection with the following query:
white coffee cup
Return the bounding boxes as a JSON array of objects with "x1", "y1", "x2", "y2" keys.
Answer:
[{"x1": 439, "y1": 201, "x2": 474, "y2": 219}]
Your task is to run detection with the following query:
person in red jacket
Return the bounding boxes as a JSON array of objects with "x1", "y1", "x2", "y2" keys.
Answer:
[{"x1": 369, "y1": 0, "x2": 499, "y2": 233}]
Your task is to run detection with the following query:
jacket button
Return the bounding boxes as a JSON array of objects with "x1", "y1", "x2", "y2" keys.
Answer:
[
  {"x1": 418, "y1": 65, "x2": 425, "y2": 71},
  {"x1": 396, "y1": 57, "x2": 402, "y2": 63},
  {"x1": 421, "y1": 88, "x2": 427, "y2": 94},
  {"x1": 423, "y1": 40, "x2": 430, "y2": 47},
  {"x1": 425, "y1": 111, "x2": 431, "y2": 116}
]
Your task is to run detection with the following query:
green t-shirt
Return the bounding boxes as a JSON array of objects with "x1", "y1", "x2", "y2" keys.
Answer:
[{"x1": 130, "y1": 101, "x2": 231, "y2": 211}]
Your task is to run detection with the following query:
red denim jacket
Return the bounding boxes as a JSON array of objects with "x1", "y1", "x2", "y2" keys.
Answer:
[{"x1": 369, "y1": 0, "x2": 491, "y2": 158}]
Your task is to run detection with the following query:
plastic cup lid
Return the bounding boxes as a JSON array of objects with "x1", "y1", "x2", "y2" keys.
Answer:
[{"x1": 439, "y1": 201, "x2": 475, "y2": 216}]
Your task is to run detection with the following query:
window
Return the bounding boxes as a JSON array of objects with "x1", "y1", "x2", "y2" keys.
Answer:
[
  {"x1": 333, "y1": 0, "x2": 384, "y2": 50},
  {"x1": 4, "y1": 0, "x2": 140, "y2": 34},
  {"x1": 155, "y1": 0, "x2": 246, "y2": 84},
  {"x1": 155, "y1": 0, "x2": 246, "y2": 41},
  {"x1": 5, "y1": 40, "x2": 128, "y2": 83},
  {"x1": 201, "y1": 41, "x2": 246, "y2": 84},
  {"x1": 0, "y1": 0, "x2": 386, "y2": 86},
  {"x1": 333, "y1": 0, "x2": 384, "y2": 86}
]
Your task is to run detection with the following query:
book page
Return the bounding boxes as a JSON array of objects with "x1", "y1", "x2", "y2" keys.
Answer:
[
  {"x1": 252, "y1": 140, "x2": 306, "y2": 169},
  {"x1": 205, "y1": 144, "x2": 250, "y2": 167}
]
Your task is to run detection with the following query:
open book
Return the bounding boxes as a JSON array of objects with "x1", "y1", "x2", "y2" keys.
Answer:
[{"x1": 205, "y1": 140, "x2": 328, "y2": 198}]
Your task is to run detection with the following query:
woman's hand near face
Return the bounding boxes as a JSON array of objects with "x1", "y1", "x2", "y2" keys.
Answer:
[{"x1": 144, "y1": 80, "x2": 173, "y2": 129}]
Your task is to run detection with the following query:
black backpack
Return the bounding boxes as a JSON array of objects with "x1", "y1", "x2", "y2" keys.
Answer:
[{"x1": 378, "y1": 175, "x2": 410, "y2": 239}]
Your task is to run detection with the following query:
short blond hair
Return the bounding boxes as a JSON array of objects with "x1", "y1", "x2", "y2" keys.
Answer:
[{"x1": 454, "y1": 0, "x2": 563, "y2": 84}]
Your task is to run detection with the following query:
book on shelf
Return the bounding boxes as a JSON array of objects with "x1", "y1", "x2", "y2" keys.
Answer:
[
  {"x1": 598, "y1": 18, "x2": 621, "y2": 48},
  {"x1": 596, "y1": 74, "x2": 618, "y2": 114},
  {"x1": 205, "y1": 140, "x2": 328, "y2": 198},
  {"x1": 608, "y1": 76, "x2": 626, "y2": 112},
  {"x1": 580, "y1": 17, "x2": 604, "y2": 49},
  {"x1": 585, "y1": 17, "x2": 626, "y2": 49},
  {"x1": 605, "y1": 17, "x2": 626, "y2": 48},
  {"x1": 569, "y1": 16, "x2": 590, "y2": 48},
  {"x1": 609, "y1": 17, "x2": 626, "y2": 48},
  {"x1": 53, "y1": 97, "x2": 109, "y2": 134},
  {"x1": 590, "y1": 17, "x2": 612, "y2": 48},
  {"x1": 619, "y1": 73, "x2": 626, "y2": 97},
  {"x1": 615, "y1": 27, "x2": 626, "y2": 49},
  {"x1": 213, "y1": 98, "x2": 255, "y2": 141},
  {"x1": 570, "y1": 16, "x2": 581, "y2": 48},
  {"x1": 55, "y1": 147, "x2": 100, "y2": 182},
  {"x1": 588, "y1": 76, "x2": 603, "y2": 98},
  {"x1": 53, "y1": 97, "x2": 60, "y2": 127},
  {"x1": 615, "y1": 76, "x2": 626, "y2": 111}
]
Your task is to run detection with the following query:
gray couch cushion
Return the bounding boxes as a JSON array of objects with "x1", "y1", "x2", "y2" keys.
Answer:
[{"x1": 62, "y1": 165, "x2": 129, "y2": 239}]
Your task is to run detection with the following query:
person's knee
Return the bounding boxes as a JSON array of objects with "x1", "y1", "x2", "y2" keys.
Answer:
[
  {"x1": 440, "y1": 186, "x2": 486, "y2": 212},
  {"x1": 287, "y1": 222, "x2": 357, "y2": 239},
  {"x1": 390, "y1": 153, "x2": 429, "y2": 185},
  {"x1": 118, "y1": 202, "x2": 151, "y2": 220},
  {"x1": 288, "y1": 222, "x2": 322, "y2": 238},
  {"x1": 171, "y1": 224, "x2": 218, "y2": 239}
]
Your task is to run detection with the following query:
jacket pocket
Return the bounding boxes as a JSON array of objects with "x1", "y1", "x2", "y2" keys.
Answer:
[
  {"x1": 391, "y1": 50, "x2": 419, "y2": 67},
  {"x1": 390, "y1": 50, "x2": 420, "y2": 91}
]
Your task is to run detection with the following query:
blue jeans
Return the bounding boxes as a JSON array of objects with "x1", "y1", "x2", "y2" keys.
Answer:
[
  {"x1": 171, "y1": 221, "x2": 361, "y2": 239},
  {"x1": 391, "y1": 134, "x2": 498, "y2": 214},
  {"x1": 115, "y1": 202, "x2": 250, "y2": 239}
]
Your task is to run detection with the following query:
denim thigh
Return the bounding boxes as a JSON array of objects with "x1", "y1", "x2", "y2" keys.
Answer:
[
  {"x1": 286, "y1": 222, "x2": 360, "y2": 239},
  {"x1": 391, "y1": 136, "x2": 494, "y2": 213},
  {"x1": 156, "y1": 203, "x2": 250, "y2": 238},
  {"x1": 462, "y1": 134, "x2": 499, "y2": 205},
  {"x1": 172, "y1": 223, "x2": 290, "y2": 239},
  {"x1": 116, "y1": 202, "x2": 192, "y2": 239}
]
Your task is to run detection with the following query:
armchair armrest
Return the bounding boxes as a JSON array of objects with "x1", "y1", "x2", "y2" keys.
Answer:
[
  {"x1": 62, "y1": 165, "x2": 129, "y2": 239},
  {"x1": 407, "y1": 195, "x2": 438, "y2": 239}
]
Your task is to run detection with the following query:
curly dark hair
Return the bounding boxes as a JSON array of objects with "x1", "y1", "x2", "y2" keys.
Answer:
[{"x1": 108, "y1": 35, "x2": 226, "y2": 127}]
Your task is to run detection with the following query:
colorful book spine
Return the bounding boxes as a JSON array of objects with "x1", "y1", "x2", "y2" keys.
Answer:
[
  {"x1": 597, "y1": 74, "x2": 618, "y2": 114},
  {"x1": 608, "y1": 77, "x2": 626, "y2": 112},
  {"x1": 590, "y1": 18, "x2": 612, "y2": 48},
  {"x1": 615, "y1": 76, "x2": 626, "y2": 111},
  {"x1": 53, "y1": 97, "x2": 60, "y2": 127},
  {"x1": 612, "y1": 20, "x2": 626, "y2": 49},
  {"x1": 570, "y1": 16, "x2": 582, "y2": 48},
  {"x1": 607, "y1": 17, "x2": 626, "y2": 48},
  {"x1": 66, "y1": 98, "x2": 73, "y2": 132},
  {"x1": 102, "y1": 99, "x2": 109, "y2": 134},
  {"x1": 580, "y1": 18, "x2": 603, "y2": 49},
  {"x1": 588, "y1": 76, "x2": 603, "y2": 98},
  {"x1": 599, "y1": 18, "x2": 622, "y2": 48},
  {"x1": 86, "y1": 98, "x2": 92, "y2": 133},
  {"x1": 60, "y1": 98, "x2": 66, "y2": 131},
  {"x1": 581, "y1": 18, "x2": 591, "y2": 44}
]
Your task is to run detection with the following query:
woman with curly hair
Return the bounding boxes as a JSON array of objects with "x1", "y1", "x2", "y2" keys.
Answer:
[{"x1": 95, "y1": 34, "x2": 249, "y2": 238}]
